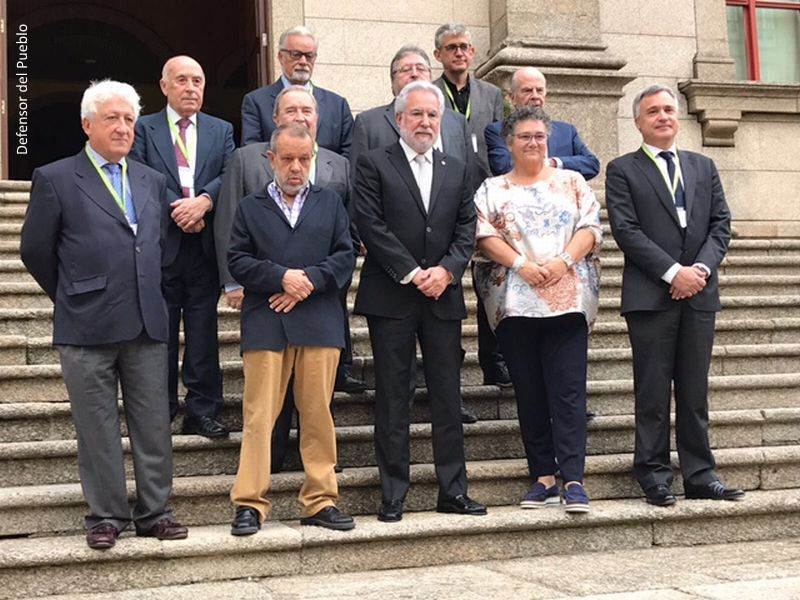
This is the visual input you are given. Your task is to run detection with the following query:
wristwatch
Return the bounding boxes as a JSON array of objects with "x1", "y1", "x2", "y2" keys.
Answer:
[{"x1": 558, "y1": 251, "x2": 575, "y2": 269}]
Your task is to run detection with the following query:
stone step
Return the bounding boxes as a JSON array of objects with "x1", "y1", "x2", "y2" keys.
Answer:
[
  {"x1": 0, "y1": 441, "x2": 797, "y2": 539},
  {"x1": 0, "y1": 225, "x2": 22, "y2": 244},
  {"x1": 0, "y1": 486, "x2": 798, "y2": 599},
  {"x1": 0, "y1": 180, "x2": 31, "y2": 193},
  {"x1": 0, "y1": 242, "x2": 19, "y2": 261}
]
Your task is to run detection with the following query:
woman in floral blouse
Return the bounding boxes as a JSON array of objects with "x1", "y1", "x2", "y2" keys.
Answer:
[{"x1": 473, "y1": 106, "x2": 602, "y2": 513}]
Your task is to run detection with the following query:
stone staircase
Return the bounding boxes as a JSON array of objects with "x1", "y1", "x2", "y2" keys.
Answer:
[{"x1": 0, "y1": 178, "x2": 798, "y2": 598}]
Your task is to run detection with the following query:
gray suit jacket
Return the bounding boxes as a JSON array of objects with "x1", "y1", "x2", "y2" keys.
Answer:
[
  {"x1": 214, "y1": 143, "x2": 350, "y2": 287},
  {"x1": 433, "y1": 74, "x2": 504, "y2": 180},
  {"x1": 350, "y1": 102, "x2": 477, "y2": 188}
]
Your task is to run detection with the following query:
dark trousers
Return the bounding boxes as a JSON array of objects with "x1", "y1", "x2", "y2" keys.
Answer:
[
  {"x1": 367, "y1": 304, "x2": 467, "y2": 501},
  {"x1": 473, "y1": 266, "x2": 504, "y2": 375},
  {"x1": 337, "y1": 276, "x2": 354, "y2": 378},
  {"x1": 495, "y1": 314, "x2": 588, "y2": 483},
  {"x1": 57, "y1": 333, "x2": 174, "y2": 532},
  {"x1": 625, "y1": 304, "x2": 718, "y2": 490},
  {"x1": 162, "y1": 234, "x2": 223, "y2": 420}
]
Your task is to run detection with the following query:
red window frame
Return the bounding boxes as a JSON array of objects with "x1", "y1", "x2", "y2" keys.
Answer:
[{"x1": 727, "y1": 0, "x2": 800, "y2": 80}]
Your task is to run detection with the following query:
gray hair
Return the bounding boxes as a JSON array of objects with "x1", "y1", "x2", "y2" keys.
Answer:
[
  {"x1": 272, "y1": 85, "x2": 318, "y2": 119},
  {"x1": 269, "y1": 122, "x2": 313, "y2": 152},
  {"x1": 502, "y1": 106, "x2": 552, "y2": 139},
  {"x1": 434, "y1": 23, "x2": 471, "y2": 49},
  {"x1": 510, "y1": 67, "x2": 546, "y2": 94},
  {"x1": 80, "y1": 79, "x2": 141, "y2": 120},
  {"x1": 390, "y1": 44, "x2": 431, "y2": 80},
  {"x1": 278, "y1": 26, "x2": 317, "y2": 50},
  {"x1": 632, "y1": 84, "x2": 677, "y2": 118},
  {"x1": 394, "y1": 81, "x2": 445, "y2": 115}
]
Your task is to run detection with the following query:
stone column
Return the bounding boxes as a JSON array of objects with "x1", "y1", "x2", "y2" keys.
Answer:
[{"x1": 476, "y1": 0, "x2": 634, "y2": 183}]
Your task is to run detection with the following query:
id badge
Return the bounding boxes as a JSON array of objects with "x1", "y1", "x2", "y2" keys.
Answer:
[{"x1": 178, "y1": 166, "x2": 194, "y2": 197}]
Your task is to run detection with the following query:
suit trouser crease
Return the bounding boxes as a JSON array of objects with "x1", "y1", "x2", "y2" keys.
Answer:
[
  {"x1": 496, "y1": 314, "x2": 588, "y2": 483},
  {"x1": 368, "y1": 303, "x2": 468, "y2": 502},
  {"x1": 231, "y1": 346, "x2": 340, "y2": 520},
  {"x1": 58, "y1": 335, "x2": 174, "y2": 531},
  {"x1": 626, "y1": 304, "x2": 717, "y2": 490}
]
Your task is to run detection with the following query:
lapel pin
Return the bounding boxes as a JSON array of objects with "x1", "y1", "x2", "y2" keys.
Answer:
[{"x1": 441, "y1": 160, "x2": 446, "y2": 165}]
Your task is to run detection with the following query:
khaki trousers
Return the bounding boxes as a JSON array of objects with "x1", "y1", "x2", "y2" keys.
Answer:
[{"x1": 231, "y1": 345, "x2": 340, "y2": 519}]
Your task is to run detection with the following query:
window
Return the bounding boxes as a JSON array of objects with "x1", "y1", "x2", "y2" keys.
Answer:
[{"x1": 726, "y1": 0, "x2": 800, "y2": 82}]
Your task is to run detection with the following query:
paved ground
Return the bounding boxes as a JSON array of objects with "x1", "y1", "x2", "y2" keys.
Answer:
[{"x1": 45, "y1": 537, "x2": 800, "y2": 599}]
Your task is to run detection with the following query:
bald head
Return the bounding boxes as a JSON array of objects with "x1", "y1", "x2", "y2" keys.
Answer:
[
  {"x1": 160, "y1": 55, "x2": 205, "y2": 117},
  {"x1": 510, "y1": 67, "x2": 547, "y2": 109}
]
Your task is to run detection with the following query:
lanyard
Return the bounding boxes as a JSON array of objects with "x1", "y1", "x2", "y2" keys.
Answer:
[
  {"x1": 167, "y1": 114, "x2": 196, "y2": 167},
  {"x1": 442, "y1": 82, "x2": 471, "y2": 120},
  {"x1": 641, "y1": 144, "x2": 681, "y2": 196},
  {"x1": 85, "y1": 145, "x2": 128, "y2": 215}
]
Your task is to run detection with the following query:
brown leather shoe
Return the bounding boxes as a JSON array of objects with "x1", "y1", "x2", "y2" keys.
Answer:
[
  {"x1": 135, "y1": 516, "x2": 188, "y2": 540},
  {"x1": 86, "y1": 523, "x2": 118, "y2": 550}
]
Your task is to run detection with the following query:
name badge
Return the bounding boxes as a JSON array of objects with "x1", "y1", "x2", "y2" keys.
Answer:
[
  {"x1": 178, "y1": 166, "x2": 194, "y2": 197},
  {"x1": 471, "y1": 133, "x2": 478, "y2": 154},
  {"x1": 677, "y1": 207, "x2": 687, "y2": 228}
]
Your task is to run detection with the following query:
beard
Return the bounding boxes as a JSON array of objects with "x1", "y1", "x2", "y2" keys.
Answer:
[
  {"x1": 290, "y1": 68, "x2": 312, "y2": 84},
  {"x1": 400, "y1": 129, "x2": 435, "y2": 154}
]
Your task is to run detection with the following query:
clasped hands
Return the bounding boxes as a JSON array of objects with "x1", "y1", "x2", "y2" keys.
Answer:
[
  {"x1": 669, "y1": 265, "x2": 708, "y2": 300},
  {"x1": 170, "y1": 195, "x2": 212, "y2": 233},
  {"x1": 517, "y1": 257, "x2": 569, "y2": 288},
  {"x1": 269, "y1": 269, "x2": 314, "y2": 313},
  {"x1": 412, "y1": 266, "x2": 452, "y2": 300}
]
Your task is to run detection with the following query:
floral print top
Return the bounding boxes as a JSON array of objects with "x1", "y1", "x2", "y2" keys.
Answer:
[{"x1": 473, "y1": 170, "x2": 602, "y2": 331}]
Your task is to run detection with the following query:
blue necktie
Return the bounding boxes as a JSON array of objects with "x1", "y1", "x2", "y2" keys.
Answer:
[
  {"x1": 102, "y1": 163, "x2": 137, "y2": 224},
  {"x1": 658, "y1": 151, "x2": 685, "y2": 209}
]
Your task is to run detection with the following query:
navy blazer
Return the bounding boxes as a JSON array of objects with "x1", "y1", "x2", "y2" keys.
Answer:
[
  {"x1": 21, "y1": 150, "x2": 169, "y2": 345},
  {"x1": 130, "y1": 108, "x2": 235, "y2": 266},
  {"x1": 485, "y1": 119, "x2": 600, "y2": 180},
  {"x1": 228, "y1": 185, "x2": 355, "y2": 352},
  {"x1": 240, "y1": 80, "x2": 354, "y2": 158}
]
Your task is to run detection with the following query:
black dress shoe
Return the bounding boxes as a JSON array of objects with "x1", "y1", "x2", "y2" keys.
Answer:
[
  {"x1": 182, "y1": 415, "x2": 230, "y2": 438},
  {"x1": 436, "y1": 494, "x2": 487, "y2": 515},
  {"x1": 378, "y1": 499, "x2": 404, "y2": 522},
  {"x1": 334, "y1": 373, "x2": 368, "y2": 394},
  {"x1": 231, "y1": 506, "x2": 261, "y2": 536},
  {"x1": 483, "y1": 362, "x2": 512, "y2": 388},
  {"x1": 300, "y1": 506, "x2": 355, "y2": 530},
  {"x1": 460, "y1": 402, "x2": 478, "y2": 424},
  {"x1": 644, "y1": 484, "x2": 677, "y2": 507},
  {"x1": 684, "y1": 481, "x2": 745, "y2": 501}
]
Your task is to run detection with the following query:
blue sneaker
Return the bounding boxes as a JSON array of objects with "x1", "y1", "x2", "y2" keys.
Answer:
[
  {"x1": 520, "y1": 481, "x2": 561, "y2": 509},
  {"x1": 563, "y1": 482, "x2": 590, "y2": 513}
]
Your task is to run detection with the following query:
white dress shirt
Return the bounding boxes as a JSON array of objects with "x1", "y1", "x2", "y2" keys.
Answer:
[
  {"x1": 399, "y1": 138, "x2": 434, "y2": 284},
  {"x1": 166, "y1": 104, "x2": 198, "y2": 198}
]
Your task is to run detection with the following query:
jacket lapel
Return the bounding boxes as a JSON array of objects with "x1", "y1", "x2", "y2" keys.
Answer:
[
  {"x1": 677, "y1": 149, "x2": 696, "y2": 225},
  {"x1": 126, "y1": 160, "x2": 150, "y2": 224},
  {"x1": 73, "y1": 151, "x2": 131, "y2": 230},
  {"x1": 150, "y1": 109, "x2": 181, "y2": 187},
  {"x1": 467, "y1": 74, "x2": 482, "y2": 121},
  {"x1": 382, "y1": 103, "x2": 401, "y2": 137},
  {"x1": 427, "y1": 149, "x2": 447, "y2": 217},
  {"x1": 293, "y1": 186, "x2": 319, "y2": 229},
  {"x1": 441, "y1": 110, "x2": 459, "y2": 156},
  {"x1": 315, "y1": 152, "x2": 333, "y2": 187},
  {"x1": 633, "y1": 149, "x2": 681, "y2": 229},
  {"x1": 386, "y1": 144, "x2": 427, "y2": 218},
  {"x1": 193, "y1": 112, "x2": 213, "y2": 185},
  {"x1": 260, "y1": 183, "x2": 292, "y2": 228}
]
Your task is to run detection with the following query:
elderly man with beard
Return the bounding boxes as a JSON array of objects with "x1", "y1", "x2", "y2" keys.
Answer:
[
  {"x1": 353, "y1": 81, "x2": 486, "y2": 522},
  {"x1": 228, "y1": 123, "x2": 356, "y2": 535}
]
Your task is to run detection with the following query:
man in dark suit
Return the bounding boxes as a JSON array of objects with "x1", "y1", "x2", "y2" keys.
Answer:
[
  {"x1": 353, "y1": 81, "x2": 486, "y2": 522},
  {"x1": 228, "y1": 123, "x2": 355, "y2": 535},
  {"x1": 215, "y1": 85, "x2": 364, "y2": 472},
  {"x1": 21, "y1": 80, "x2": 187, "y2": 549},
  {"x1": 240, "y1": 25, "x2": 354, "y2": 157},
  {"x1": 605, "y1": 84, "x2": 744, "y2": 507},
  {"x1": 485, "y1": 67, "x2": 600, "y2": 180},
  {"x1": 131, "y1": 56, "x2": 235, "y2": 439}
]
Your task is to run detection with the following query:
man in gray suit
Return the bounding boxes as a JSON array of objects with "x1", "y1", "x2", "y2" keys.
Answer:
[{"x1": 432, "y1": 22, "x2": 504, "y2": 182}]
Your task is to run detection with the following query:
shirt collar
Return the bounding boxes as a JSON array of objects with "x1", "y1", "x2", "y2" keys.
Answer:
[
  {"x1": 442, "y1": 73, "x2": 470, "y2": 94},
  {"x1": 644, "y1": 142, "x2": 677, "y2": 158},
  {"x1": 399, "y1": 138, "x2": 434, "y2": 165},
  {"x1": 85, "y1": 142, "x2": 127, "y2": 169},
  {"x1": 280, "y1": 75, "x2": 313, "y2": 93},
  {"x1": 166, "y1": 104, "x2": 197, "y2": 126},
  {"x1": 267, "y1": 179, "x2": 311, "y2": 202}
]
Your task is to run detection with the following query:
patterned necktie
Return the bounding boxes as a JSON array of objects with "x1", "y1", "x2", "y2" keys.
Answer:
[
  {"x1": 102, "y1": 163, "x2": 136, "y2": 224},
  {"x1": 175, "y1": 117, "x2": 192, "y2": 198},
  {"x1": 658, "y1": 150, "x2": 685, "y2": 209}
]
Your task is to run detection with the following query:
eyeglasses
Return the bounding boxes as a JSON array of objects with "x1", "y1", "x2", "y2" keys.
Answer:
[
  {"x1": 513, "y1": 133, "x2": 548, "y2": 144},
  {"x1": 442, "y1": 43, "x2": 471, "y2": 53},
  {"x1": 394, "y1": 63, "x2": 431, "y2": 75},
  {"x1": 280, "y1": 49, "x2": 317, "y2": 62}
]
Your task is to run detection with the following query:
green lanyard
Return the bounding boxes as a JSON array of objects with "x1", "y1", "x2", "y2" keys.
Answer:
[
  {"x1": 641, "y1": 144, "x2": 681, "y2": 196},
  {"x1": 84, "y1": 145, "x2": 128, "y2": 215},
  {"x1": 443, "y1": 82, "x2": 471, "y2": 120},
  {"x1": 167, "y1": 114, "x2": 196, "y2": 167}
]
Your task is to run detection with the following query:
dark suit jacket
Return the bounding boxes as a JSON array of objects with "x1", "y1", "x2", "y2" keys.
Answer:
[
  {"x1": 485, "y1": 119, "x2": 600, "y2": 180},
  {"x1": 433, "y1": 74, "x2": 504, "y2": 180},
  {"x1": 350, "y1": 102, "x2": 477, "y2": 187},
  {"x1": 21, "y1": 150, "x2": 169, "y2": 345},
  {"x1": 353, "y1": 143, "x2": 476, "y2": 321},
  {"x1": 228, "y1": 185, "x2": 354, "y2": 351},
  {"x1": 215, "y1": 144, "x2": 352, "y2": 288},
  {"x1": 605, "y1": 147, "x2": 731, "y2": 314},
  {"x1": 130, "y1": 108, "x2": 235, "y2": 266},
  {"x1": 240, "y1": 80, "x2": 354, "y2": 158}
]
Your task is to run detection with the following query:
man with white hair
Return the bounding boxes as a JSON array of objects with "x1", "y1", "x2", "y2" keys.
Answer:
[
  {"x1": 241, "y1": 26, "x2": 354, "y2": 157},
  {"x1": 485, "y1": 66, "x2": 599, "y2": 180},
  {"x1": 353, "y1": 81, "x2": 486, "y2": 522},
  {"x1": 21, "y1": 80, "x2": 188, "y2": 549}
]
